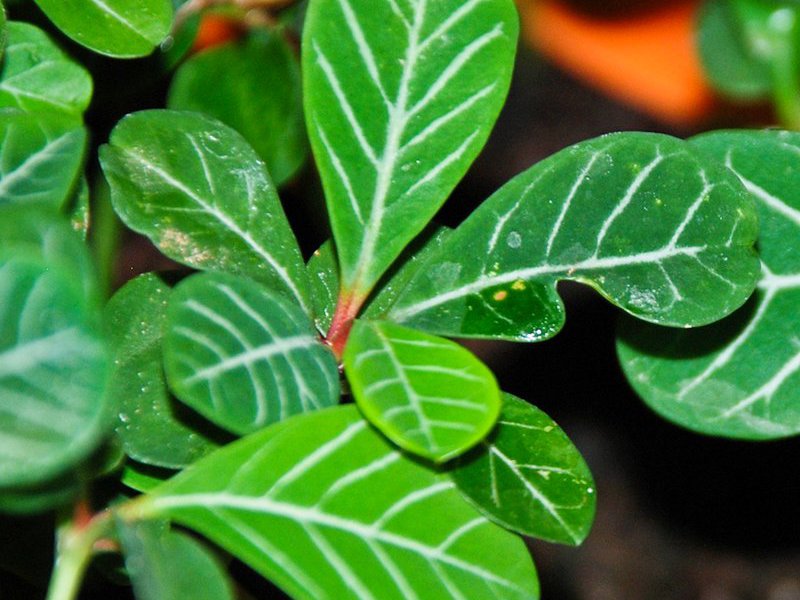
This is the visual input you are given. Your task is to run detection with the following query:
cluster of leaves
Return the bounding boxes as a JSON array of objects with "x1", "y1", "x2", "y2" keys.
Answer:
[{"x1": 0, "y1": 0, "x2": 798, "y2": 598}]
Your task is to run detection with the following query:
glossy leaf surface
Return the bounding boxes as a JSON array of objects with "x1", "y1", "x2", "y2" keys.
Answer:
[
  {"x1": 619, "y1": 130, "x2": 800, "y2": 438},
  {"x1": 32, "y1": 0, "x2": 172, "y2": 58},
  {"x1": 119, "y1": 520, "x2": 234, "y2": 600},
  {"x1": 144, "y1": 406, "x2": 539, "y2": 600},
  {"x1": 0, "y1": 257, "x2": 108, "y2": 486},
  {"x1": 451, "y1": 394, "x2": 595, "y2": 545},
  {"x1": 344, "y1": 320, "x2": 500, "y2": 462},
  {"x1": 0, "y1": 109, "x2": 85, "y2": 209},
  {"x1": 304, "y1": 0, "x2": 518, "y2": 296},
  {"x1": 306, "y1": 241, "x2": 339, "y2": 334},
  {"x1": 100, "y1": 110, "x2": 311, "y2": 313},
  {"x1": 0, "y1": 22, "x2": 92, "y2": 117},
  {"x1": 107, "y1": 274, "x2": 220, "y2": 468},
  {"x1": 168, "y1": 30, "x2": 306, "y2": 186},
  {"x1": 390, "y1": 133, "x2": 760, "y2": 340},
  {"x1": 164, "y1": 272, "x2": 339, "y2": 436}
]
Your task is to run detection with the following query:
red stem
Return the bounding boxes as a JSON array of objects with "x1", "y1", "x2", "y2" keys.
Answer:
[{"x1": 326, "y1": 293, "x2": 363, "y2": 360}]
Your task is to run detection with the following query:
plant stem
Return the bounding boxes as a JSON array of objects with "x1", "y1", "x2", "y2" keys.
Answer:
[
  {"x1": 46, "y1": 507, "x2": 113, "y2": 600},
  {"x1": 326, "y1": 293, "x2": 364, "y2": 360}
]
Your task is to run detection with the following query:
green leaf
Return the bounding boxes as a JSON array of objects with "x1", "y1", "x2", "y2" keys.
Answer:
[
  {"x1": 618, "y1": 130, "x2": 800, "y2": 439},
  {"x1": 451, "y1": 394, "x2": 595, "y2": 545},
  {"x1": 303, "y1": 0, "x2": 518, "y2": 297},
  {"x1": 0, "y1": 257, "x2": 109, "y2": 487},
  {"x1": 119, "y1": 520, "x2": 234, "y2": 600},
  {"x1": 0, "y1": 109, "x2": 86, "y2": 209},
  {"x1": 32, "y1": 0, "x2": 172, "y2": 58},
  {"x1": 122, "y1": 461, "x2": 175, "y2": 494},
  {"x1": 68, "y1": 176, "x2": 90, "y2": 240},
  {"x1": 100, "y1": 109, "x2": 311, "y2": 313},
  {"x1": 344, "y1": 320, "x2": 500, "y2": 462},
  {"x1": 0, "y1": 4, "x2": 7, "y2": 60},
  {"x1": 0, "y1": 22, "x2": 93, "y2": 117},
  {"x1": 107, "y1": 274, "x2": 221, "y2": 468},
  {"x1": 168, "y1": 30, "x2": 306, "y2": 186},
  {"x1": 139, "y1": 405, "x2": 539, "y2": 599},
  {"x1": 390, "y1": 132, "x2": 761, "y2": 340},
  {"x1": 307, "y1": 241, "x2": 340, "y2": 334},
  {"x1": 163, "y1": 272, "x2": 340, "y2": 436}
]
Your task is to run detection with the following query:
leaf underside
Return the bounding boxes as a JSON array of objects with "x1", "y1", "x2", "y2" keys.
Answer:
[
  {"x1": 619, "y1": 130, "x2": 800, "y2": 439},
  {"x1": 146, "y1": 405, "x2": 539, "y2": 600},
  {"x1": 389, "y1": 132, "x2": 760, "y2": 341}
]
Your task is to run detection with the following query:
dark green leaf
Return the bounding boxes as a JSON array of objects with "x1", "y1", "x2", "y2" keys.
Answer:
[
  {"x1": 0, "y1": 470, "x2": 80, "y2": 514},
  {"x1": 100, "y1": 109, "x2": 311, "y2": 313},
  {"x1": 390, "y1": 132, "x2": 760, "y2": 340},
  {"x1": 618, "y1": 130, "x2": 800, "y2": 438},
  {"x1": 306, "y1": 241, "x2": 339, "y2": 334},
  {"x1": 344, "y1": 320, "x2": 500, "y2": 462},
  {"x1": 119, "y1": 520, "x2": 234, "y2": 600},
  {"x1": 304, "y1": 0, "x2": 518, "y2": 297},
  {"x1": 0, "y1": 22, "x2": 93, "y2": 117},
  {"x1": 451, "y1": 394, "x2": 595, "y2": 545},
  {"x1": 107, "y1": 274, "x2": 220, "y2": 468},
  {"x1": 163, "y1": 272, "x2": 340, "y2": 435},
  {"x1": 0, "y1": 109, "x2": 86, "y2": 209},
  {"x1": 168, "y1": 30, "x2": 306, "y2": 186},
  {"x1": 137, "y1": 406, "x2": 539, "y2": 599},
  {"x1": 32, "y1": 0, "x2": 173, "y2": 58}
]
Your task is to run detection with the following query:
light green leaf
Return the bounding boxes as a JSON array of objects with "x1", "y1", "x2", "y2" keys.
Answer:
[
  {"x1": 0, "y1": 22, "x2": 93, "y2": 117},
  {"x1": 32, "y1": 0, "x2": 172, "y2": 58},
  {"x1": 451, "y1": 394, "x2": 595, "y2": 545},
  {"x1": 138, "y1": 406, "x2": 539, "y2": 600},
  {"x1": 163, "y1": 272, "x2": 340, "y2": 436},
  {"x1": 0, "y1": 257, "x2": 109, "y2": 487},
  {"x1": 100, "y1": 109, "x2": 311, "y2": 313},
  {"x1": 307, "y1": 241, "x2": 340, "y2": 334},
  {"x1": 390, "y1": 132, "x2": 761, "y2": 340},
  {"x1": 618, "y1": 130, "x2": 800, "y2": 439},
  {"x1": 68, "y1": 176, "x2": 90, "y2": 239},
  {"x1": 119, "y1": 520, "x2": 234, "y2": 600},
  {"x1": 344, "y1": 320, "x2": 500, "y2": 462},
  {"x1": 0, "y1": 108, "x2": 86, "y2": 209},
  {"x1": 122, "y1": 461, "x2": 174, "y2": 494},
  {"x1": 303, "y1": 0, "x2": 518, "y2": 297},
  {"x1": 168, "y1": 30, "x2": 306, "y2": 186},
  {"x1": 107, "y1": 274, "x2": 222, "y2": 468}
]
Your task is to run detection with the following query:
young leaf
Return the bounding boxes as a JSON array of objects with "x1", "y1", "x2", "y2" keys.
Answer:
[
  {"x1": 168, "y1": 30, "x2": 307, "y2": 186},
  {"x1": 390, "y1": 132, "x2": 761, "y2": 340},
  {"x1": 32, "y1": 0, "x2": 172, "y2": 58},
  {"x1": 344, "y1": 320, "x2": 500, "y2": 462},
  {"x1": 0, "y1": 22, "x2": 93, "y2": 117},
  {"x1": 118, "y1": 520, "x2": 234, "y2": 600},
  {"x1": 451, "y1": 394, "x2": 596, "y2": 545},
  {"x1": 137, "y1": 406, "x2": 539, "y2": 599},
  {"x1": 618, "y1": 130, "x2": 800, "y2": 439},
  {"x1": 107, "y1": 274, "x2": 221, "y2": 469},
  {"x1": 68, "y1": 176, "x2": 90, "y2": 239},
  {"x1": 303, "y1": 0, "x2": 518, "y2": 297},
  {"x1": 306, "y1": 241, "x2": 340, "y2": 334},
  {"x1": 100, "y1": 110, "x2": 311, "y2": 313},
  {"x1": 0, "y1": 257, "x2": 109, "y2": 487},
  {"x1": 0, "y1": 109, "x2": 86, "y2": 209},
  {"x1": 163, "y1": 272, "x2": 340, "y2": 436}
]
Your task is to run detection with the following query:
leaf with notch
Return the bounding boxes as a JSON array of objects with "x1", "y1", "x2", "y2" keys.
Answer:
[
  {"x1": 107, "y1": 274, "x2": 221, "y2": 469},
  {"x1": 118, "y1": 520, "x2": 234, "y2": 600},
  {"x1": 451, "y1": 393, "x2": 595, "y2": 545},
  {"x1": 0, "y1": 108, "x2": 86, "y2": 210},
  {"x1": 163, "y1": 272, "x2": 340, "y2": 436},
  {"x1": 304, "y1": 0, "x2": 518, "y2": 297},
  {"x1": 390, "y1": 132, "x2": 760, "y2": 340},
  {"x1": 0, "y1": 22, "x2": 93, "y2": 117},
  {"x1": 618, "y1": 130, "x2": 800, "y2": 439},
  {"x1": 136, "y1": 405, "x2": 540, "y2": 600},
  {"x1": 32, "y1": 0, "x2": 172, "y2": 58},
  {"x1": 0, "y1": 256, "x2": 109, "y2": 487},
  {"x1": 168, "y1": 29, "x2": 307, "y2": 187},
  {"x1": 100, "y1": 109, "x2": 311, "y2": 313},
  {"x1": 344, "y1": 320, "x2": 500, "y2": 462}
]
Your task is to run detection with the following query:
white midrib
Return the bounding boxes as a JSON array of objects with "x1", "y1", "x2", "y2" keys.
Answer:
[
  {"x1": 151, "y1": 493, "x2": 525, "y2": 593},
  {"x1": 0, "y1": 132, "x2": 76, "y2": 197},
  {"x1": 348, "y1": 0, "x2": 427, "y2": 293},
  {"x1": 393, "y1": 244, "x2": 709, "y2": 320},
  {"x1": 88, "y1": 0, "x2": 151, "y2": 41}
]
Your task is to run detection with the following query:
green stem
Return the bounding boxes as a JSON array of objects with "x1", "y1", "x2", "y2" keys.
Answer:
[
  {"x1": 90, "y1": 176, "x2": 121, "y2": 299},
  {"x1": 46, "y1": 510, "x2": 113, "y2": 600}
]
